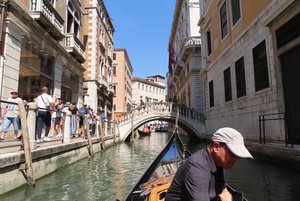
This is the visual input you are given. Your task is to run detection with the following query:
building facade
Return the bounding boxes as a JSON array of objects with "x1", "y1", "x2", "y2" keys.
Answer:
[
  {"x1": 83, "y1": 0, "x2": 115, "y2": 118},
  {"x1": 0, "y1": 0, "x2": 85, "y2": 104},
  {"x1": 168, "y1": 0, "x2": 203, "y2": 112},
  {"x1": 199, "y1": 0, "x2": 300, "y2": 143},
  {"x1": 112, "y1": 48, "x2": 133, "y2": 118},
  {"x1": 132, "y1": 75, "x2": 166, "y2": 107}
]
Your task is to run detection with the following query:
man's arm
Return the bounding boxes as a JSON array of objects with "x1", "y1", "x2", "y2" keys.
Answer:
[{"x1": 1, "y1": 106, "x2": 7, "y2": 117}]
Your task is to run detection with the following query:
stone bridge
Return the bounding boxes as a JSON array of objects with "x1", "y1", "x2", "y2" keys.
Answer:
[{"x1": 116, "y1": 102, "x2": 206, "y2": 141}]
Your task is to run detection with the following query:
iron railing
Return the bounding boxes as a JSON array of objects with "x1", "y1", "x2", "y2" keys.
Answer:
[{"x1": 259, "y1": 112, "x2": 292, "y2": 147}]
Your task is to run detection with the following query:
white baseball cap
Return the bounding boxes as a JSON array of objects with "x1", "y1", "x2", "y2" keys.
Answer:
[{"x1": 212, "y1": 127, "x2": 253, "y2": 159}]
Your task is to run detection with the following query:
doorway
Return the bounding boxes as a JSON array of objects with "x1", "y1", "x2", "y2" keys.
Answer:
[{"x1": 280, "y1": 45, "x2": 300, "y2": 144}]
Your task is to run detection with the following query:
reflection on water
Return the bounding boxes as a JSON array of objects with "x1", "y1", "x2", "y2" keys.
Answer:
[
  {"x1": 0, "y1": 133, "x2": 171, "y2": 201},
  {"x1": 1, "y1": 132, "x2": 299, "y2": 201}
]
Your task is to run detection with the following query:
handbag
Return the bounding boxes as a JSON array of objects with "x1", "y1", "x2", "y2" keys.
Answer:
[{"x1": 41, "y1": 95, "x2": 51, "y2": 112}]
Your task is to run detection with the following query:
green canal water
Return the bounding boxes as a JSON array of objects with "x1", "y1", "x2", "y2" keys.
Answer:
[{"x1": 1, "y1": 132, "x2": 300, "y2": 201}]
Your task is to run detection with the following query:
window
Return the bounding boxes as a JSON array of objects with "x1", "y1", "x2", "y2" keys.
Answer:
[
  {"x1": 67, "y1": 2, "x2": 81, "y2": 36},
  {"x1": 253, "y1": 41, "x2": 269, "y2": 91},
  {"x1": 224, "y1": 67, "x2": 232, "y2": 102},
  {"x1": 209, "y1": 81, "x2": 214, "y2": 107},
  {"x1": 276, "y1": 12, "x2": 300, "y2": 48},
  {"x1": 113, "y1": 53, "x2": 116, "y2": 60},
  {"x1": 113, "y1": 86, "x2": 117, "y2": 94},
  {"x1": 207, "y1": 30, "x2": 212, "y2": 55},
  {"x1": 231, "y1": 0, "x2": 241, "y2": 26},
  {"x1": 235, "y1": 57, "x2": 246, "y2": 98},
  {"x1": 220, "y1": 2, "x2": 228, "y2": 39},
  {"x1": 113, "y1": 65, "x2": 116, "y2": 75}
]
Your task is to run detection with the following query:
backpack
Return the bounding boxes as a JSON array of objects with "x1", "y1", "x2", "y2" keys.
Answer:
[{"x1": 79, "y1": 107, "x2": 88, "y2": 117}]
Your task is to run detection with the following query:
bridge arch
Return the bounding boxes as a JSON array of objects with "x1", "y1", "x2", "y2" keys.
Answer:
[{"x1": 116, "y1": 102, "x2": 206, "y2": 141}]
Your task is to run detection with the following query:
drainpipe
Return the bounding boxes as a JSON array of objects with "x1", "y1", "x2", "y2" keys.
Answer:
[
  {"x1": 0, "y1": 1, "x2": 7, "y2": 55},
  {"x1": 0, "y1": 1, "x2": 7, "y2": 112}
]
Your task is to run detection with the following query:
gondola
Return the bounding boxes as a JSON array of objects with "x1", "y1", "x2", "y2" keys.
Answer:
[
  {"x1": 138, "y1": 129, "x2": 152, "y2": 136},
  {"x1": 154, "y1": 125, "x2": 168, "y2": 132},
  {"x1": 124, "y1": 130, "x2": 247, "y2": 201}
]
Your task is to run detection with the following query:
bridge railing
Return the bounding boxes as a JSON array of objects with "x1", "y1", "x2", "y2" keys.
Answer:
[
  {"x1": 115, "y1": 102, "x2": 206, "y2": 125},
  {"x1": 0, "y1": 100, "x2": 119, "y2": 154}
]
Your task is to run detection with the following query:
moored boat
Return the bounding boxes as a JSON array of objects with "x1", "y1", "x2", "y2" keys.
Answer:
[
  {"x1": 138, "y1": 129, "x2": 152, "y2": 136},
  {"x1": 154, "y1": 125, "x2": 168, "y2": 132}
]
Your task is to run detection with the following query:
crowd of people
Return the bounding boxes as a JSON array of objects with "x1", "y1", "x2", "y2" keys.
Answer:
[{"x1": 0, "y1": 86, "x2": 107, "y2": 142}]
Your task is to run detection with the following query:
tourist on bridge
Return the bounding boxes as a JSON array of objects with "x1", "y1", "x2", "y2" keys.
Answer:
[
  {"x1": 0, "y1": 91, "x2": 22, "y2": 141},
  {"x1": 165, "y1": 127, "x2": 253, "y2": 201},
  {"x1": 35, "y1": 86, "x2": 55, "y2": 142}
]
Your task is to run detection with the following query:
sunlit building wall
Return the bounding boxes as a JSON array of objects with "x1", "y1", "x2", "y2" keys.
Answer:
[
  {"x1": 199, "y1": 0, "x2": 300, "y2": 143},
  {"x1": 0, "y1": 0, "x2": 85, "y2": 105},
  {"x1": 83, "y1": 0, "x2": 115, "y2": 118},
  {"x1": 112, "y1": 48, "x2": 133, "y2": 119},
  {"x1": 132, "y1": 75, "x2": 166, "y2": 107},
  {"x1": 168, "y1": 0, "x2": 203, "y2": 112}
]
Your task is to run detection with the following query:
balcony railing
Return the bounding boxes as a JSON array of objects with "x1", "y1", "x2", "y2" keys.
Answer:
[
  {"x1": 181, "y1": 36, "x2": 201, "y2": 50},
  {"x1": 107, "y1": 84, "x2": 115, "y2": 96},
  {"x1": 65, "y1": 33, "x2": 85, "y2": 63},
  {"x1": 180, "y1": 36, "x2": 201, "y2": 62},
  {"x1": 173, "y1": 58, "x2": 184, "y2": 77},
  {"x1": 29, "y1": 0, "x2": 64, "y2": 40},
  {"x1": 98, "y1": 75, "x2": 109, "y2": 89}
]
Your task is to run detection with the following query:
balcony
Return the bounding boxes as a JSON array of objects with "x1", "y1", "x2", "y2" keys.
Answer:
[
  {"x1": 97, "y1": 75, "x2": 109, "y2": 90},
  {"x1": 107, "y1": 84, "x2": 115, "y2": 97},
  {"x1": 29, "y1": 0, "x2": 64, "y2": 40},
  {"x1": 99, "y1": 42, "x2": 106, "y2": 54},
  {"x1": 173, "y1": 58, "x2": 184, "y2": 77},
  {"x1": 180, "y1": 36, "x2": 201, "y2": 62},
  {"x1": 65, "y1": 33, "x2": 85, "y2": 63}
]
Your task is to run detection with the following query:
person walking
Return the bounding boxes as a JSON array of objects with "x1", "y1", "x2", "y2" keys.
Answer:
[
  {"x1": 0, "y1": 91, "x2": 22, "y2": 141},
  {"x1": 54, "y1": 98, "x2": 64, "y2": 137},
  {"x1": 78, "y1": 103, "x2": 89, "y2": 136},
  {"x1": 35, "y1": 86, "x2": 55, "y2": 142},
  {"x1": 165, "y1": 127, "x2": 253, "y2": 201},
  {"x1": 68, "y1": 102, "x2": 79, "y2": 137},
  {"x1": 100, "y1": 110, "x2": 106, "y2": 132}
]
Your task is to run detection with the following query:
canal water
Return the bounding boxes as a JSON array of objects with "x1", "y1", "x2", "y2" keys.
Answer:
[{"x1": 1, "y1": 132, "x2": 300, "y2": 201}]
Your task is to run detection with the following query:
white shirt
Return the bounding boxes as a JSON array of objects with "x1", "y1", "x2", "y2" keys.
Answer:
[
  {"x1": 36, "y1": 93, "x2": 54, "y2": 111},
  {"x1": 5, "y1": 97, "x2": 22, "y2": 118}
]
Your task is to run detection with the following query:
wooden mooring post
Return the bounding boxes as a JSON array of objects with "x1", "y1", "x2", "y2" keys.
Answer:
[
  {"x1": 18, "y1": 100, "x2": 35, "y2": 187},
  {"x1": 84, "y1": 116, "x2": 94, "y2": 157},
  {"x1": 98, "y1": 121, "x2": 105, "y2": 150}
]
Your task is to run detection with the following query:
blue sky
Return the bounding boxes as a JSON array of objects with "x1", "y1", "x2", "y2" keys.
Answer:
[{"x1": 104, "y1": 0, "x2": 175, "y2": 79}]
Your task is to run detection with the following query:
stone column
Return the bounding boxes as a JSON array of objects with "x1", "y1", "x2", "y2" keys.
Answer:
[
  {"x1": 95, "y1": 117, "x2": 100, "y2": 138},
  {"x1": 62, "y1": 108, "x2": 71, "y2": 143},
  {"x1": 27, "y1": 102, "x2": 37, "y2": 150}
]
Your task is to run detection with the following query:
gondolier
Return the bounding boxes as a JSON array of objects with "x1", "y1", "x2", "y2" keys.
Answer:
[{"x1": 165, "y1": 127, "x2": 253, "y2": 201}]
